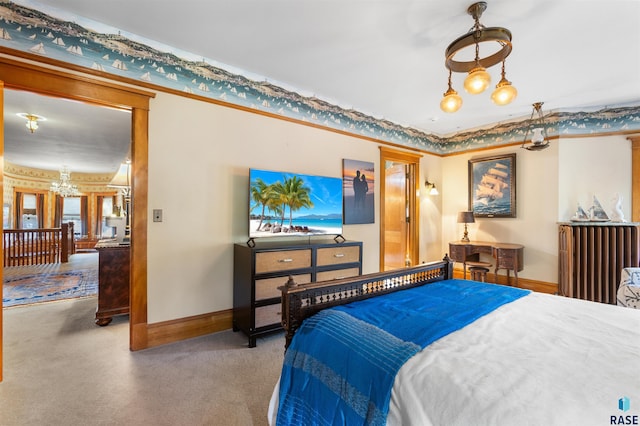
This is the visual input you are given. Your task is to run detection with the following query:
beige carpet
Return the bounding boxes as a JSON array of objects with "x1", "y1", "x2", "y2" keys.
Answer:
[{"x1": 0, "y1": 297, "x2": 285, "y2": 425}]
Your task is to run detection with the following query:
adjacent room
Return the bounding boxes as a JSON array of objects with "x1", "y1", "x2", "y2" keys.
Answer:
[{"x1": 0, "y1": 1, "x2": 639, "y2": 425}]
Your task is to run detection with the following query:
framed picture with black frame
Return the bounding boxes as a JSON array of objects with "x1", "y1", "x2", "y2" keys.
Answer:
[{"x1": 468, "y1": 153, "x2": 516, "y2": 218}]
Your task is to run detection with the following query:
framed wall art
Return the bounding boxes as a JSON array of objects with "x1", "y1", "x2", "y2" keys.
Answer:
[
  {"x1": 343, "y1": 159, "x2": 375, "y2": 224},
  {"x1": 468, "y1": 153, "x2": 516, "y2": 218}
]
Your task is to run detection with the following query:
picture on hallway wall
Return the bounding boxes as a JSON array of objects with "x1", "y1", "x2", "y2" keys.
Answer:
[
  {"x1": 343, "y1": 159, "x2": 375, "y2": 224},
  {"x1": 468, "y1": 153, "x2": 516, "y2": 218}
]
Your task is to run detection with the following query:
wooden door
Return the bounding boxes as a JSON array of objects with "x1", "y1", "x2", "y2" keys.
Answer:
[
  {"x1": 379, "y1": 147, "x2": 421, "y2": 272},
  {"x1": 383, "y1": 163, "x2": 408, "y2": 270}
]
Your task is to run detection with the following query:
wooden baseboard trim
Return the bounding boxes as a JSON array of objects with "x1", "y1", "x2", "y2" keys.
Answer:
[
  {"x1": 141, "y1": 269, "x2": 557, "y2": 350},
  {"x1": 145, "y1": 309, "x2": 233, "y2": 349},
  {"x1": 452, "y1": 267, "x2": 558, "y2": 294}
]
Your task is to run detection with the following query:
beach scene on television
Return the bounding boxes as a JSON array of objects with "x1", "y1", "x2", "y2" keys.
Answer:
[{"x1": 249, "y1": 169, "x2": 343, "y2": 238}]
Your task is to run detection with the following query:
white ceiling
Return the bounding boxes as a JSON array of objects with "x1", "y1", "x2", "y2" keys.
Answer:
[{"x1": 4, "y1": 0, "x2": 640, "y2": 172}]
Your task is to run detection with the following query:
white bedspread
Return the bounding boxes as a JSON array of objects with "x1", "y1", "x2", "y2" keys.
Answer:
[{"x1": 269, "y1": 292, "x2": 640, "y2": 425}]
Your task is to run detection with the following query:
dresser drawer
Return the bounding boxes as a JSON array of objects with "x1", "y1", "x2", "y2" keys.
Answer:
[
  {"x1": 255, "y1": 249, "x2": 312, "y2": 274},
  {"x1": 316, "y1": 245, "x2": 360, "y2": 267},
  {"x1": 255, "y1": 303, "x2": 282, "y2": 329},
  {"x1": 255, "y1": 273, "x2": 311, "y2": 301},
  {"x1": 316, "y1": 267, "x2": 360, "y2": 282},
  {"x1": 449, "y1": 244, "x2": 467, "y2": 261}
]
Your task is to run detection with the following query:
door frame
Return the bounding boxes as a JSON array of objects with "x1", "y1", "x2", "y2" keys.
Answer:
[
  {"x1": 379, "y1": 147, "x2": 422, "y2": 270},
  {"x1": 0, "y1": 56, "x2": 155, "y2": 381}
]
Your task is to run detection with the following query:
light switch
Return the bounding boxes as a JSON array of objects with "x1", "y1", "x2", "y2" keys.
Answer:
[{"x1": 153, "y1": 209, "x2": 163, "y2": 222}]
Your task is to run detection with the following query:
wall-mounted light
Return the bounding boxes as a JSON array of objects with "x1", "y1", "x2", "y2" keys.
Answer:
[
  {"x1": 17, "y1": 113, "x2": 46, "y2": 133},
  {"x1": 425, "y1": 180, "x2": 439, "y2": 196}
]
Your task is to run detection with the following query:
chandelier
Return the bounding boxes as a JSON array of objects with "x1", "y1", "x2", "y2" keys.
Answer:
[
  {"x1": 440, "y1": 2, "x2": 516, "y2": 113},
  {"x1": 50, "y1": 166, "x2": 79, "y2": 197},
  {"x1": 521, "y1": 102, "x2": 550, "y2": 151}
]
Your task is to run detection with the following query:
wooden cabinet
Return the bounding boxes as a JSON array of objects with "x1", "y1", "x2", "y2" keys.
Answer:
[
  {"x1": 233, "y1": 240, "x2": 362, "y2": 347},
  {"x1": 95, "y1": 242, "x2": 130, "y2": 326}
]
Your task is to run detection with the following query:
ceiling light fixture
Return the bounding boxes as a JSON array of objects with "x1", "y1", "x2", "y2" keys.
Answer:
[
  {"x1": 17, "y1": 113, "x2": 46, "y2": 133},
  {"x1": 50, "y1": 166, "x2": 79, "y2": 197},
  {"x1": 521, "y1": 102, "x2": 550, "y2": 151},
  {"x1": 441, "y1": 1, "x2": 515, "y2": 112}
]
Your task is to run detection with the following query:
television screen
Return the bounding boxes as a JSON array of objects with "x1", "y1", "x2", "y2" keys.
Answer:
[{"x1": 249, "y1": 168, "x2": 343, "y2": 239}]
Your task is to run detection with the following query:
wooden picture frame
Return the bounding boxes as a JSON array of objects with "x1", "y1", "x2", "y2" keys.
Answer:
[{"x1": 468, "y1": 153, "x2": 516, "y2": 218}]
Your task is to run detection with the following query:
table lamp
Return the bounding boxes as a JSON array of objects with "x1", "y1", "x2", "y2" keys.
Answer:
[{"x1": 457, "y1": 211, "x2": 475, "y2": 242}]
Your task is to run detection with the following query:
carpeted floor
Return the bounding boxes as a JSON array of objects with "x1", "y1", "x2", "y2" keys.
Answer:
[
  {"x1": 3, "y1": 252, "x2": 98, "y2": 308},
  {"x1": 0, "y1": 296, "x2": 285, "y2": 425}
]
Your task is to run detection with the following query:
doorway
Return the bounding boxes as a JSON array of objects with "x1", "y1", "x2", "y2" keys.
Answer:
[
  {"x1": 379, "y1": 147, "x2": 421, "y2": 271},
  {"x1": 0, "y1": 58, "x2": 153, "y2": 381}
]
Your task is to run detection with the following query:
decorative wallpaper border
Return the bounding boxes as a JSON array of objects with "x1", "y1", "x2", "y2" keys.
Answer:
[{"x1": 1, "y1": 1, "x2": 639, "y2": 155}]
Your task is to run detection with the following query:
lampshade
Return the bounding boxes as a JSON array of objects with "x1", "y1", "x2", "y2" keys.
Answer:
[
  {"x1": 108, "y1": 162, "x2": 131, "y2": 188},
  {"x1": 491, "y1": 60, "x2": 517, "y2": 105},
  {"x1": 425, "y1": 180, "x2": 439, "y2": 196},
  {"x1": 440, "y1": 69, "x2": 463, "y2": 113},
  {"x1": 440, "y1": 89, "x2": 463, "y2": 113},
  {"x1": 464, "y1": 67, "x2": 491, "y2": 95},
  {"x1": 457, "y1": 211, "x2": 475, "y2": 224}
]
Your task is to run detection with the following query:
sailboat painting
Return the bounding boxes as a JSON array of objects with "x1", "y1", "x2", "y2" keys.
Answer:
[{"x1": 468, "y1": 153, "x2": 516, "y2": 218}]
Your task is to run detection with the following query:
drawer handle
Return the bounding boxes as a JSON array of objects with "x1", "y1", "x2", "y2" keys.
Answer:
[
  {"x1": 333, "y1": 253, "x2": 345, "y2": 258},
  {"x1": 278, "y1": 258, "x2": 294, "y2": 263}
]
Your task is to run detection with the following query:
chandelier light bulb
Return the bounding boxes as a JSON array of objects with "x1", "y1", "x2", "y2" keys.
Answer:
[
  {"x1": 491, "y1": 78, "x2": 518, "y2": 106},
  {"x1": 464, "y1": 66, "x2": 491, "y2": 94},
  {"x1": 440, "y1": 88, "x2": 463, "y2": 113}
]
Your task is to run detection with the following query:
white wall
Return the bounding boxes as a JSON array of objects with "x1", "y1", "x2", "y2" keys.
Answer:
[
  {"x1": 146, "y1": 92, "x2": 632, "y2": 322},
  {"x1": 440, "y1": 144, "x2": 560, "y2": 283},
  {"x1": 558, "y1": 136, "x2": 631, "y2": 221},
  {"x1": 438, "y1": 135, "x2": 632, "y2": 284},
  {"x1": 147, "y1": 92, "x2": 382, "y2": 323}
]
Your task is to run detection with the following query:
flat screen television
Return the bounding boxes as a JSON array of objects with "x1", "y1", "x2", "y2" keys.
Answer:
[{"x1": 249, "y1": 168, "x2": 343, "y2": 239}]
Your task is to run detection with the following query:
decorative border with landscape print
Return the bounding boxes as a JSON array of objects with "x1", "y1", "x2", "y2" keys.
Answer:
[
  {"x1": 343, "y1": 159, "x2": 375, "y2": 224},
  {"x1": 468, "y1": 153, "x2": 516, "y2": 218}
]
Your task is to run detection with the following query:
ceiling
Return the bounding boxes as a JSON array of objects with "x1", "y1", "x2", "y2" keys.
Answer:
[{"x1": 4, "y1": 0, "x2": 640, "y2": 172}]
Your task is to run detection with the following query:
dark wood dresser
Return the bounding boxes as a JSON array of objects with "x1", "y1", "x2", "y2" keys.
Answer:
[
  {"x1": 233, "y1": 240, "x2": 362, "y2": 347},
  {"x1": 95, "y1": 241, "x2": 130, "y2": 326}
]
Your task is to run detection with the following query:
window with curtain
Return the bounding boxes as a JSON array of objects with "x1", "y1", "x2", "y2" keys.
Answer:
[
  {"x1": 62, "y1": 196, "x2": 88, "y2": 237},
  {"x1": 21, "y1": 193, "x2": 38, "y2": 229},
  {"x1": 15, "y1": 192, "x2": 45, "y2": 229}
]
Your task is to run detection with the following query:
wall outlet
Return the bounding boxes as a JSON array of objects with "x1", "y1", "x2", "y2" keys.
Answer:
[{"x1": 153, "y1": 209, "x2": 163, "y2": 222}]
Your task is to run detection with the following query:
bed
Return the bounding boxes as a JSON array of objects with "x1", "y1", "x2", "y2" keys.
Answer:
[{"x1": 268, "y1": 256, "x2": 640, "y2": 425}]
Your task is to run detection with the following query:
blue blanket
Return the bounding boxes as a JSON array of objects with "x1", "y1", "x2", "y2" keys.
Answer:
[{"x1": 276, "y1": 279, "x2": 530, "y2": 426}]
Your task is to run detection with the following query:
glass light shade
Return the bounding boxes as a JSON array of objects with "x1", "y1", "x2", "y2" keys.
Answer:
[
  {"x1": 440, "y1": 89, "x2": 463, "y2": 113},
  {"x1": 491, "y1": 79, "x2": 517, "y2": 106},
  {"x1": 464, "y1": 67, "x2": 491, "y2": 94},
  {"x1": 429, "y1": 187, "x2": 439, "y2": 196},
  {"x1": 26, "y1": 118, "x2": 38, "y2": 132},
  {"x1": 531, "y1": 128, "x2": 545, "y2": 145}
]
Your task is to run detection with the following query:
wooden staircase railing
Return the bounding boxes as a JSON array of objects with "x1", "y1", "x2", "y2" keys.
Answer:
[{"x1": 3, "y1": 223, "x2": 75, "y2": 267}]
